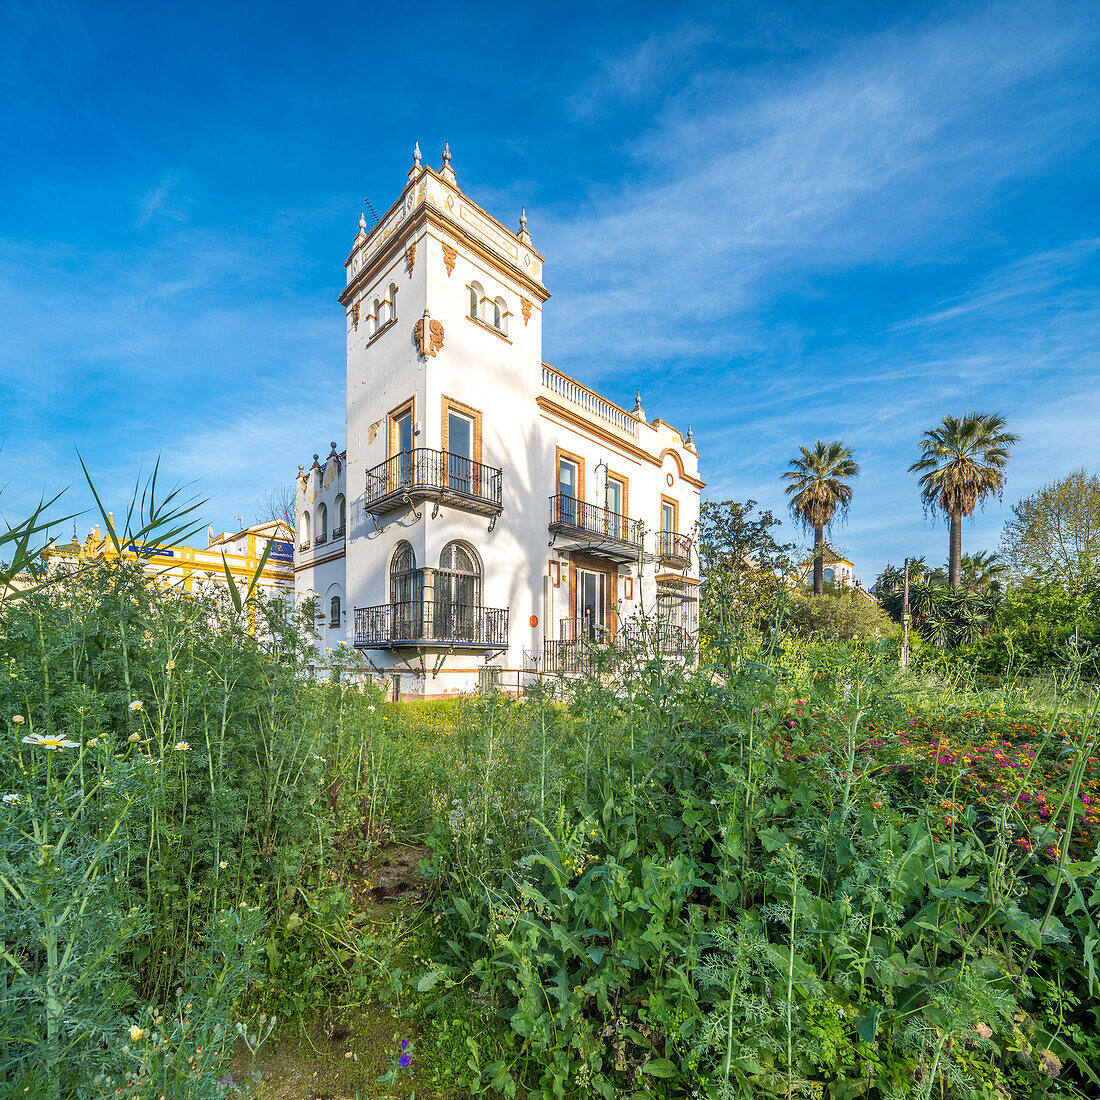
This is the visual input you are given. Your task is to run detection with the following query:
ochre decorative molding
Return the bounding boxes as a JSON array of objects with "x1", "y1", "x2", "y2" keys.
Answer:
[
  {"x1": 429, "y1": 319, "x2": 444, "y2": 357},
  {"x1": 413, "y1": 317, "x2": 445, "y2": 358},
  {"x1": 521, "y1": 296, "x2": 532, "y2": 325},
  {"x1": 442, "y1": 243, "x2": 457, "y2": 276},
  {"x1": 350, "y1": 301, "x2": 360, "y2": 330},
  {"x1": 405, "y1": 240, "x2": 416, "y2": 276}
]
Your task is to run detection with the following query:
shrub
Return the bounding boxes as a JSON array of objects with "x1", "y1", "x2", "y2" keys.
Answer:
[{"x1": 787, "y1": 587, "x2": 898, "y2": 644}]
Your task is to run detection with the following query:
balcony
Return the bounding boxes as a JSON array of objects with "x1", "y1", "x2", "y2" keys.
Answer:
[
  {"x1": 656, "y1": 531, "x2": 693, "y2": 570},
  {"x1": 315, "y1": 533, "x2": 328, "y2": 547},
  {"x1": 332, "y1": 525, "x2": 346, "y2": 539},
  {"x1": 548, "y1": 494, "x2": 644, "y2": 564},
  {"x1": 354, "y1": 601, "x2": 509, "y2": 650},
  {"x1": 542, "y1": 615, "x2": 695, "y2": 673},
  {"x1": 365, "y1": 448, "x2": 503, "y2": 520},
  {"x1": 298, "y1": 541, "x2": 310, "y2": 552}
]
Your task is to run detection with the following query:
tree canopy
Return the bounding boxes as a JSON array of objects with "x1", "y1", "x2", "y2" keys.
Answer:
[{"x1": 1000, "y1": 469, "x2": 1100, "y2": 589}]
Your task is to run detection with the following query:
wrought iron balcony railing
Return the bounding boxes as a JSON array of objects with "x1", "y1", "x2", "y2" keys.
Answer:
[
  {"x1": 315, "y1": 533, "x2": 328, "y2": 546},
  {"x1": 656, "y1": 531, "x2": 693, "y2": 568},
  {"x1": 331, "y1": 525, "x2": 346, "y2": 539},
  {"x1": 548, "y1": 494, "x2": 643, "y2": 552},
  {"x1": 365, "y1": 448, "x2": 503, "y2": 519},
  {"x1": 542, "y1": 615, "x2": 695, "y2": 673},
  {"x1": 354, "y1": 601, "x2": 509, "y2": 649},
  {"x1": 298, "y1": 541, "x2": 310, "y2": 552}
]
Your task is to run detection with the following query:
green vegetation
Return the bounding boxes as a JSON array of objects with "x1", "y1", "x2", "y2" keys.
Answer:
[{"x1": 3, "y1": 444, "x2": 1100, "y2": 1099}]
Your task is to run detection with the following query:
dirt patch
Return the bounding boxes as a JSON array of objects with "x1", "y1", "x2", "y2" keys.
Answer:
[
  {"x1": 227, "y1": 1008, "x2": 429, "y2": 1100},
  {"x1": 367, "y1": 843, "x2": 430, "y2": 904}
]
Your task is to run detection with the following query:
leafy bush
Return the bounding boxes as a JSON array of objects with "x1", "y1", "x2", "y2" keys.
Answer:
[{"x1": 787, "y1": 587, "x2": 899, "y2": 644}]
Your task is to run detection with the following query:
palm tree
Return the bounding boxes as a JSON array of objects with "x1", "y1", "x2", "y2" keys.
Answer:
[
  {"x1": 909, "y1": 414, "x2": 1019, "y2": 587},
  {"x1": 957, "y1": 550, "x2": 1007, "y2": 593},
  {"x1": 783, "y1": 440, "x2": 860, "y2": 595}
]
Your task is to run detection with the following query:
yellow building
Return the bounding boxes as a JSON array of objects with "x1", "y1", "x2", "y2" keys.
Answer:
[{"x1": 42, "y1": 518, "x2": 295, "y2": 604}]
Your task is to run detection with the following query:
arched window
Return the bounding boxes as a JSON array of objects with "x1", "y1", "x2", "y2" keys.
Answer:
[
  {"x1": 334, "y1": 494, "x2": 346, "y2": 536},
  {"x1": 329, "y1": 595, "x2": 341, "y2": 626},
  {"x1": 390, "y1": 541, "x2": 422, "y2": 640},
  {"x1": 493, "y1": 296, "x2": 508, "y2": 334},
  {"x1": 301, "y1": 511, "x2": 311, "y2": 548},
  {"x1": 436, "y1": 541, "x2": 481, "y2": 641},
  {"x1": 469, "y1": 282, "x2": 483, "y2": 321},
  {"x1": 824, "y1": 568, "x2": 835, "y2": 584},
  {"x1": 372, "y1": 299, "x2": 382, "y2": 332},
  {"x1": 316, "y1": 503, "x2": 328, "y2": 543},
  {"x1": 388, "y1": 283, "x2": 398, "y2": 322}
]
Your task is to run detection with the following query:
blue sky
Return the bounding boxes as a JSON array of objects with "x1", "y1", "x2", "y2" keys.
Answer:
[{"x1": 1, "y1": 0, "x2": 1097, "y2": 580}]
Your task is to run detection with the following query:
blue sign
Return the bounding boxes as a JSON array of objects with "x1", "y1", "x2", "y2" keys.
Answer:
[
  {"x1": 268, "y1": 540, "x2": 294, "y2": 563},
  {"x1": 125, "y1": 543, "x2": 174, "y2": 558}
]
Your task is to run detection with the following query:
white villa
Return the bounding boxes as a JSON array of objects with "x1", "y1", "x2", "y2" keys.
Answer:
[{"x1": 295, "y1": 145, "x2": 703, "y2": 697}]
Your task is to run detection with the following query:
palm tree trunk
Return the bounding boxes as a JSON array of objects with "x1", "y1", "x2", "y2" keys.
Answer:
[
  {"x1": 814, "y1": 525, "x2": 824, "y2": 596},
  {"x1": 949, "y1": 512, "x2": 962, "y2": 587}
]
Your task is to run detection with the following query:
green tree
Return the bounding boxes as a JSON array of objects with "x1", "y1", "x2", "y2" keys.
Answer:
[
  {"x1": 1000, "y1": 468, "x2": 1100, "y2": 589},
  {"x1": 697, "y1": 499, "x2": 794, "y2": 657},
  {"x1": 909, "y1": 413, "x2": 1018, "y2": 588},
  {"x1": 782, "y1": 440, "x2": 860, "y2": 596}
]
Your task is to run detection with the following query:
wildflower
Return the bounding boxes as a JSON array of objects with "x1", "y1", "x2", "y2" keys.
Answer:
[
  {"x1": 128, "y1": 732, "x2": 141, "y2": 743},
  {"x1": 129, "y1": 701, "x2": 143, "y2": 712},
  {"x1": 220, "y1": 861, "x2": 228, "y2": 869},
  {"x1": 368, "y1": 705, "x2": 376, "y2": 713},
  {"x1": 166, "y1": 662, "x2": 175, "y2": 671},
  {"x1": 102, "y1": 779, "x2": 113, "y2": 787},
  {"x1": 3, "y1": 793, "x2": 20, "y2": 804},
  {"x1": 11, "y1": 715, "x2": 25, "y2": 725},
  {"x1": 22, "y1": 732, "x2": 80, "y2": 751},
  {"x1": 129, "y1": 1025, "x2": 146, "y2": 1042},
  {"x1": 87, "y1": 738, "x2": 99, "y2": 747},
  {"x1": 174, "y1": 742, "x2": 190, "y2": 752}
]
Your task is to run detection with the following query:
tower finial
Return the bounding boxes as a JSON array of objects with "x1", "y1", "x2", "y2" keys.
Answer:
[
  {"x1": 414, "y1": 140, "x2": 422, "y2": 167},
  {"x1": 440, "y1": 140, "x2": 456, "y2": 183},
  {"x1": 358, "y1": 212, "x2": 367, "y2": 235},
  {"x1": 517, "y1": 205, "x2": 532, "y2": 245}
]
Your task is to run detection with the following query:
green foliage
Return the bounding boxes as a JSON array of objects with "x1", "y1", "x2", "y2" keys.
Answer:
[
  {"x1": 787, "y1": 587, "x2": 899, "y2": 644},
  {"x1": 1001, "y1": 468, "x2": 1100, "y2": 587}
]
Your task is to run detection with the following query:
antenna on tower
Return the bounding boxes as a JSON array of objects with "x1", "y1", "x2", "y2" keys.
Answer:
[{"x1": 363, "y1": 198, "x2": 380, "y2": 224}]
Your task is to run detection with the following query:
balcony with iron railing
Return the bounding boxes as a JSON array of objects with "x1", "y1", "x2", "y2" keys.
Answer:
[
  {"x1": 365, "y1": 448, "x2": 503, "y2": 519},
  {"x1": 656, "y1": 531, "x2": 693, "y2": 570},
  {"x1": 548, "y1": 494, "x2": 644, "y2": 563},
  {"x1": 542, "y1": 614, "x2": 695, "y2": 673},
  {"x1": 354, "y1": 600, "x2": 509, "y2": 649}
]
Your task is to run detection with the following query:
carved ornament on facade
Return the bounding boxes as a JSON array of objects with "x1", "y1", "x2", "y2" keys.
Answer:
[
  {"x1": 405, "y1": 240, "x2": 416, "y2": 276},
  {"x1": 442, "y1": 243, "x2": 457, "y2": 276},
  {"x1": 413, "y1": 314, "x2": 445, "y2": 359},
  {"x1": 350, "y1": 300, "x2": 360, "y2": 330},
  {"x1": 521, "y1": 296, "x2": 532, "y2": 325}
]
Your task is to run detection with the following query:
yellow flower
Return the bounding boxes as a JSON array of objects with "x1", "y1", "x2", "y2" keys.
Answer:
[
  {"x1": 129, "y1": 1024, "x2": 146, "y2": 1043},
  {"x1": 166, "y1": 662, "x2": 175, "y2": 671},
  {"x1": 219, "y1": 860, "x2": 228, "y2": 869},
  {"x1": 11, "y1": 715, "x2": 25, "y2": 725},
  {"x1": 128, "y1": 732, "x2": 141, "y2": 743}
]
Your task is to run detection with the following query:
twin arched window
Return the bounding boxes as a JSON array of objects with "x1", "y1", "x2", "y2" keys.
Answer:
[
  {"x1": 300, "y1": 511, "x2": 311, "y2": 547},
  {"x1": 317, "y1": 503, "x2": 328, "y2": 542},
  {"x1": 369, "y1": 284, "x2": 399, "y2": 336},
  {"x1": 334, "y1": 494, "x2": 346, "y2": 536},
  {"x1": 469, "y1": 281, "x2": 508, "y2": 336}
]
